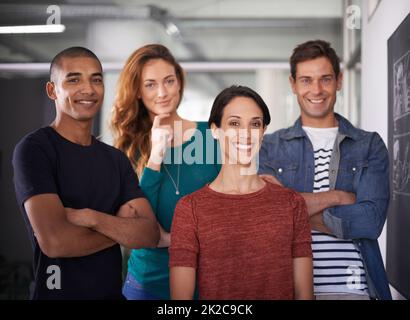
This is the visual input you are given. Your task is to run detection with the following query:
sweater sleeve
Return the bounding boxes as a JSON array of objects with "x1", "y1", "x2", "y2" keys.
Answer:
[
  {"x1": 291, "y1": 192, "x2": 313, "y2": 258},
  {"x1": 139, "y1": 166, "x2": 163, "y2": 215}
]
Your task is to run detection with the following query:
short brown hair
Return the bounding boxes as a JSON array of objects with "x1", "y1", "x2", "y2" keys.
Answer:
[{"x1": 290, "y1": 40, "x2": 341, "y2": 80}]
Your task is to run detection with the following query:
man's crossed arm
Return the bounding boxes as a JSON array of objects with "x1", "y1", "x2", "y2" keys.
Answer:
[
  {"x1": 24, "y1": 194, "x2": 160, "y2": 258},
  {"x1": 258, "y1": 174, "x2": 356, "y2": 235}
]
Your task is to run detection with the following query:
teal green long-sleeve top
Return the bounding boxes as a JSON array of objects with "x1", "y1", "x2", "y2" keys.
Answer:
[{"x1": 127, "y1": 121, "x2": 220, "y2": 299}]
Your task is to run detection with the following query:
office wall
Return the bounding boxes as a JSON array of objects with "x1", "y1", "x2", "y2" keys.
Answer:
[
  {"x1": 361, "y1": 0, "x2": 410, "y2": 300},
  {"x1": 0, "y1": 76, "x2": 56, "y2": 298},
  {"x1": 0, "y1": 77, "x2": 54, "y2": 262}
]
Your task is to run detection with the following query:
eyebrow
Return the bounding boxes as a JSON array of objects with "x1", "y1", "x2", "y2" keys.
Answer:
[
  {"x1": 144, "y1": 74, "x2": 176, "y2": 82},
  {"x1": 65, "y1": 72, "x2": 103, "y2": 78},
  {"x1": 65, "y1": 72, "x2": 81, "y2": 78},
  {"x1": 297, "y1": 74, "x2": 334, "y2": 79},
  {"x1": 227, "y1": 115, "x2": 263, "y2": 120}
]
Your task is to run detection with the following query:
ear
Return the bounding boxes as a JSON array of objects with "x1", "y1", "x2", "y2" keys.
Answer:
[
  {"x1": 336, "y1": 72, "x2": 343, "y2": 91},
  {"x1": 210, "y1": 123, "x2": 219, "y2": 140},
  {"x1": 289, "y1": 75, "x2": 297, "y2": 94},
  {"x1": 46, "y1": 81, "x2": 57, "y2": 100}
]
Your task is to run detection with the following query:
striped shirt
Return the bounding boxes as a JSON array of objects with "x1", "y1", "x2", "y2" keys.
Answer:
[{"x1": 303, "y1": 126, "x2": 368, "y2": 296}]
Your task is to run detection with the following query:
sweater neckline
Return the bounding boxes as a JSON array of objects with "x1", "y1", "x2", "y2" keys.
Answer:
[{"x1": 204, "y1": 180, "x2": 270, "y2": 199}]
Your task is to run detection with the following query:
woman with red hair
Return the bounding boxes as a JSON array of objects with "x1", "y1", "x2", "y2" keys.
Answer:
[{"x1": 111, "y1": 44, "x2": 219, "y2": 299}]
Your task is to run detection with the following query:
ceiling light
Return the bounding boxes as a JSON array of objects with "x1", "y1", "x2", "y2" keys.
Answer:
[
  {"x1": 165, "y1": 21, "x2": 180, "y2": 37},
  {"x1": 0, "y1": 24, "x2": 65, "y2": 34}
]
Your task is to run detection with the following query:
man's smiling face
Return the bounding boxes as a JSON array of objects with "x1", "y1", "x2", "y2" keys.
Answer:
[
  {"x1": 48, "y1": 56, "x2": 104, "y2": 122},
  {"x1": 290, "y1": 56, "x2": 342, "y2": 126}
]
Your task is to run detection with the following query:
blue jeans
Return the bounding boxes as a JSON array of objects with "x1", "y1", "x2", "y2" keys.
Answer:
[{"x1": 122, "y1": 272, "x2": 160, "y2": 300}]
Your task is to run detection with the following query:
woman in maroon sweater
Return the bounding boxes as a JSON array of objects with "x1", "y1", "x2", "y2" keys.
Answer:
[{"x1": 169, "y1": 85, "x2": 313, "y2": 300}]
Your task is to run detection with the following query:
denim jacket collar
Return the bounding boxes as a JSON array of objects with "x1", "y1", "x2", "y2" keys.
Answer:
[{"x1": 280, "y1": 113, "x2": 363, "y2": 141}]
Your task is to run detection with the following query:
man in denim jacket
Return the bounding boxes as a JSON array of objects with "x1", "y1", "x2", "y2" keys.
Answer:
[{"x1": 259, "y1": 40, "x2": 391, "y2": 300}]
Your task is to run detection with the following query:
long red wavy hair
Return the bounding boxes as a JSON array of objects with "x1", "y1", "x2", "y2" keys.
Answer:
[{"x1": 111, "y1": 44, "x2": 185, "y2": 177}]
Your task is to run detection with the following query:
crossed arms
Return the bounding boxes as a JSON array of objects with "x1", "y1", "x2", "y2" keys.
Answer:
[
  {"x1": 260, "y1": 134, "x2": 389, "y2": 239},
  {"x1": 260, "y1": 175, "x2": 355, "y2": 235},
  {"x1": 300, "y1": 190, "x2": 356, "y2": 235},
  {"x1": 24, "y1": 193, "x2": 160, "y2": 258}
]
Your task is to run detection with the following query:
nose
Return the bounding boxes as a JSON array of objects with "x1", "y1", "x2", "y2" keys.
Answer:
[
  {"x1": 311, "y1": 79, "x2": 323, "y2": 95},
  {"x1": 238, "y1": 127, "x2": 251, "y2": 142},
  {"x1": 80, "y1": 80, "x2": 95, "y2": 95},
  {"x1": 157, "y1": 83, "x2": 167, "y2": 98}
]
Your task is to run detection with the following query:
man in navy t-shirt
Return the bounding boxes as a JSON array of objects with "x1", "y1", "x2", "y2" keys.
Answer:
[{"x1": 12, "y1": 47, "x2": 160, "y2": 299}]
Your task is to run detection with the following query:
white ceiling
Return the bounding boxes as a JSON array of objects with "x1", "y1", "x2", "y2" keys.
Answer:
[{"x1": 0, "y1": 0, "x2": 344, "y2": 64}]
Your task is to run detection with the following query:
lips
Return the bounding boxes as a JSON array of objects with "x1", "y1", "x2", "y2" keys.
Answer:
[
  {"x1": 75, "y1": 99, "x2": 98, "y2": 106},
  {"x1": 156, "y1": 100, "x2": 171, "y2": 106},
  {"x1": 233, "y1": 142, "x2": 253, "y2": 151},
  {"x1": 307, "y1": 98, "x2": 326, "y2": 104}
]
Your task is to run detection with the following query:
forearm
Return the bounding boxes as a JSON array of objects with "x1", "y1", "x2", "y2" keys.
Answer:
[
  {"x1": 310, "y1": 212, "x2": 333, "y2": 235},
  {"x1": 301, "y1": 190, "x2": 350, "y2": 216},
  {"x1": 44, "y1": 222, "x2": 115, "y2": 258},
  {"x1": 293, "y1": 257, "x2": 314, "y2": 300},
  {"x1": 24, "y1": 194, "x2": 116, "y2": 258},
  {"x1": 89, "y1": 209, "x2": 159, "y2": 249},
  {"x1": 170, "y1": 266, "x2": 196, "y2": 300},
  {"x1": 157, "y1": 224, "x2": 171, "y2": 248}
]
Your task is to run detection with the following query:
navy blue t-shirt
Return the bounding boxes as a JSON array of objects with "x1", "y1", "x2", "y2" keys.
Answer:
[{"x1": 12, "y1": 127, "x2": 145, "y2": 299}]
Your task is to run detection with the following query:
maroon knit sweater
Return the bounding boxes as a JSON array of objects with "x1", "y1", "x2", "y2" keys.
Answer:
[{"x1": 169, "y1": 181, "x2": 312, "y2": 300}]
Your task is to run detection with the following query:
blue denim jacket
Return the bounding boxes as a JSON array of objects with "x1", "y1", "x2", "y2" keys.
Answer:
[{"x1": 258, "y1": 113, "x2": 392, "y2": 300}]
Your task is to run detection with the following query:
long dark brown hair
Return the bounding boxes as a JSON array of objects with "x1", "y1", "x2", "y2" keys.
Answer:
[{"x1": 111, "y1": 44, "x2": 185, "y2": 176}]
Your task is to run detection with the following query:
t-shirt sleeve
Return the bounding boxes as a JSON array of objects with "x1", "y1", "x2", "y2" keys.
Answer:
[
  {"x1": 291, "y1": 191, "x2": 312, "y2": 258},
  {"x1": 12, "y1": 136, "x2": 58, "y2": 207},
  {"x1": 119, "y1": 152, "x2": 146, "y2": 205},
  {"x1": 169, "y1": 195, "x2": 199, "y2": 268}
]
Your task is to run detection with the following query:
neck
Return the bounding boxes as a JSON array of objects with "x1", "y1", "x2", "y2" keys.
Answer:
[
  {"x1": 211, "y1": 163, "x2": 264, "y2": 194},
  {"x1": 301, "y1": 112, "x2": 338, "y2": 128},
  {"x1": 51, "y1": 114, "x2": 93, "y2": 146}
]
